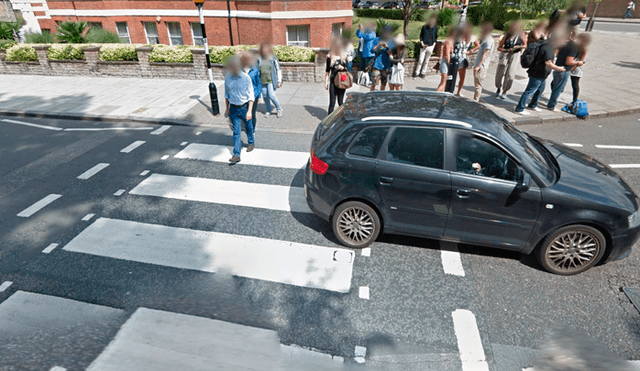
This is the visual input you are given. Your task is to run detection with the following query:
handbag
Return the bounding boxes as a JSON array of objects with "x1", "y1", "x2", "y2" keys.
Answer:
[
  {"x1": 334, "y1": 71, "x2": 353, "y2": 89},
  {"x1": 357, "y1": 70, "x2": 370, "y2": 86},
  {"x1": 389, "y1": 63, "x2": 404, "y2": 85}
]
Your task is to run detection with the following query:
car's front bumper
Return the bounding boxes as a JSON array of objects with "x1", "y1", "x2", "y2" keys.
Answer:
[{"x1": 606, "y1": 225, "x2": 640, "y2": 262}]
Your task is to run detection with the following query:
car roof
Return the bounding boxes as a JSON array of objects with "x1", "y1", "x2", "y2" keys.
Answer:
[{"x1": 342, "y1": 91, "x2": 508, "y2": 137}]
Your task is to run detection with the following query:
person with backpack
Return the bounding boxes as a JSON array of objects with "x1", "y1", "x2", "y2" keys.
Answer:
[
  {"x1": 515, "y1": 29, "x2": 567, "y2": 115},
  {"x1": 414, "y1": 14, "x2": 438, "y2": 80},
  {"x1": 495, "y1": 21, "x2": 526, "y2": 99},
  {"x1": 547, "y1": 30, "x2": 583, "y2": 112},
  {"x1": 258, "y1": 43, "x2": 283, "y2": 118},
  {"x1": 624, "y1": 1, "x2": 636, "y2": 19}
]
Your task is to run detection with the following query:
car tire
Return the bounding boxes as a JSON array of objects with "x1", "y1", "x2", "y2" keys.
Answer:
[
  {"x1": 332, "y1": 201, "x2": 381, "y2": 249},
  {"x1": 536, "y1": 224, "x2": 606, "y2": 275}
]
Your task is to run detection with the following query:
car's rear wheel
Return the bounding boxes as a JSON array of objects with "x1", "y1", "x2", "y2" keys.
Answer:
[
  {"x1": 333, "y1": 201, "x2": 381, "y2": 248},
  {"x1": 536, "y1": 225, "x2": 606, "y2": 275}
]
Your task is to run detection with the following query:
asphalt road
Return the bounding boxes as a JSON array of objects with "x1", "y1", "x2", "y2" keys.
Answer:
[
  {"x1": 0, "y1": 113, "x2": 639, "y2": 371},
  {"x1": 584, "y1": 20, "x2": 640, "y2": 33}
]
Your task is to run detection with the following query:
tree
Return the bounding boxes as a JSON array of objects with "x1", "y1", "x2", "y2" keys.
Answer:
[
  {"x1": 519, "y1": 0, "x2": 568, "y2": 14},
  {"x1": 0, "y1": 21, "x2": 21, "y2": 41},
  {"x1": 56, "y1": 21, "x2": 88, "y2": 43}
]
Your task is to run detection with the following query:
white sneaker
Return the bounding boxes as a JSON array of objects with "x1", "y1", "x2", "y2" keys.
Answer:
[
  {"x1": 516, "y1": 110, "x2": 531, "y2": 116},
  {"x1": 265, "y1": 112, "x2": 271, "y2": 117},
  {"x1": 528, "y1": 107, "x2": 542, "y2": 112},
  {"x1": 499, "y1": 94, "x2": 506, "y2": 100},
  {"x1": 276, "y1": 109, "x2": 283, "y2": 118}
]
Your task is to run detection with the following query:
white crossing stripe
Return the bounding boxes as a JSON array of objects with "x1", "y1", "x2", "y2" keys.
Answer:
[
  {"x1": 63, "y1": 218, "x2": 354, "y2": 293},
  {"x1": 150, "y1": 125, "x2": 171, "y2": 135},
  {"x1": 0, "y1": 281, "x2": 13, "y2": 292},
  {"x1": 42, "y1": 243, "x2": 59, "y2": 254},
  {"x1": 1, "y1": 118, "x2": 63, "y2": 131},
  {"x1": 596, "y1": 145, "x2": 640, "y2": 150},
  {"x1": 82, "y1": 213, "x2": 95, "y2": 221},
  {"x1": 452, "y1": 309, "x2": 490, "y2": 371},
  {"x1": 77, "y1": 163, "x2": 109, "y2": 180},
  {"x1": 130, "y1": 174, "x2": 312, "y2": 214},
  {"x1": 17, "y1": 194, "x2": 62, "y2": 217},
  {"x1": 440, "y1": 241, "x2": 465, "y2": 277},
  {"x1": 610, "y1": 164, "x2": 640, "y2": 169},
  {"x1": 174, "y1": 143, "x2": 309, "y2": 169},
  {"x1": 113, "y1": 189, "x2": 126, "y2": 196},
  {"x1": 120, "y1": 140, "x2": 146, "y2": 153}
]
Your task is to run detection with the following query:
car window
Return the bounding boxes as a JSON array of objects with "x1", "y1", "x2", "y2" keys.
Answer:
[
  {"x1": 456, "y1": 136, "x2": 520, "y2": 182},
  {"x1": 386, "y1": 127, "x2": 444, "y2": 169},
  {"x1": 349, "y1": 127, "x2": 390, "y2": 158}
]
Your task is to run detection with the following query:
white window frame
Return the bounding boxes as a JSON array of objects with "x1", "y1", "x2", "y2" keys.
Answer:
[
  {"x1": 166, "y1": 22, "x2": 183, "y2": 45},
  {"x1": 143, "y1": 22, "x2": 159, "y2": 44},
  {"x1": 115, "y1": 22, "x2": 131, "y2": 44},
  {"x1": 286, "y1": 25, "x2": 310, "y2": 47},
  {"x1": 190, "y1": 22, "x2": 204, "y2": 46}
]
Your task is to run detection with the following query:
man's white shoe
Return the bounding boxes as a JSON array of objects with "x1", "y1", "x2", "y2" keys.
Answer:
[
  {"x1": 529, "y1": 107, "x2": 543, "y2": 112},
  {"x1": 516, "y1": 110, "x2": 531, "y2": 116}
]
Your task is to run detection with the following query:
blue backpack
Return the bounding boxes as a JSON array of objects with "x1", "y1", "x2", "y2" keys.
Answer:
[{"x1": 562, "y1": 99, "x2": 589, "y2": 119}]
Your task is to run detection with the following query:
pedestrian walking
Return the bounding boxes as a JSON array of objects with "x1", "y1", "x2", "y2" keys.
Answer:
[
  {"x1": 258, "y1": 43, "x2": 283, "y2": 118},
  {"x1": 569, "y1": 33, "x2": 591, "y2": 108},
  {"x1": 356, "y1": 22, "x2": 377, "y2": 80},
  {"x1": 240, "y1": 51, "x2": 261, "y2": 130},
  {"x1": 547, "y1": 30, "x2": 581, "y2": 111},
  {"x1": 414, "y1": 14, "x2": 438, "y2": 80},
  {"x1": 325, "y1": 38, "x2": 349, "y2": 114},
  {"x1": 224, "y1": 56, "x2": 255, "y2": 164},
  {"x1": 436, "y1": 28, "x2": 457, "y2": 92},
  {"x1": 344, "y1": 37, "x2": 356, "y2": 72},
  {"x1": 472, "y1": 23, "x2": 495, "y2": 102},
  {"x1": 495, "y1": 21, "x2": 526, "y2": 99},
  {"x1": 388, "y1": 34, "x2": 407, "y2": 90},
  {"x1": 370, "y1": 25, "x2": 394, "y2": 92},
  {"x1": 455, "y1": 22, "x2": 476, "y2": 97},
  {"x1": 624, "y1": 1, "x2": 636, "y2": 18}
]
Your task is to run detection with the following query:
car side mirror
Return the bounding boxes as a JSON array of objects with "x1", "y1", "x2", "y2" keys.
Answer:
[{"x1": 516, "y1": 173, "x2": 531, "y2": 193}]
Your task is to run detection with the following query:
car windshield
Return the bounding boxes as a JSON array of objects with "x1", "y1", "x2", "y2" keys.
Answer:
[{"x1": 500, "y1": 123, "x2": 557, "y2": 185}]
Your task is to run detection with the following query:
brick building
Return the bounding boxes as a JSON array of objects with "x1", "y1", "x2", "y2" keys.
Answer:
[
  {"x1": 14, "y1": 0, "x2": 352, "y2": 48},
  {"x1": 586, "y1": 0, "x2": 635, "y2": 18}
]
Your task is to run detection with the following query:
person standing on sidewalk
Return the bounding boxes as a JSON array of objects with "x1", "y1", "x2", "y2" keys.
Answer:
[
  {"x1": 344, "y1": 36, "x2": 356, "y2": 72},
  {"x1": 495, "y1": 21, "x2": 526, "y2": 99},
  {"x1": 472, "y1": 23, "x2": 495, "y2": 102},
  {"x1": 240, "y1": 51, "x2": 261, "y2": 130},
  {"x1": 569, "y1": 33, "x2": 592, "y2": 109},
  {"x1": 370, "y1": 26, "x2": 394, "y2": 92},
  {"x1": 258, "y1": 43, "x2": 283, "y2": 118},
  {"x1": 388, "y1": 34, "x2": 407, "y2": 90},
  {"x1": 436, "y1": 28, "x2": 457, "y2": 92},
  {"x1": 224, "y1": 56, "x2": 255, "y2": 164},
  {"x1": 325, "y1": 38, "x2": 348, "y2": 114},
  {"x1": 357, "y1": 22, "x2": 377, "y2": 80},
  {"x1": 547, "y1": 31, "x2": 581, "y2": 111},
  {"x1": 624, "y1": 1, "x2": 636, "y2": 19},
  {"x1": 414, "y1": 14, "x2": 438, "y2": 80},
  {"x1": 455, "y1": 22, "x2": 476, "y2": 97}
]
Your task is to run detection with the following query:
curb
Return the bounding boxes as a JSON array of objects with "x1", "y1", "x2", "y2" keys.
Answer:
[{"x1": 511, "y1": 106, "x2": 640, "y2": 126}]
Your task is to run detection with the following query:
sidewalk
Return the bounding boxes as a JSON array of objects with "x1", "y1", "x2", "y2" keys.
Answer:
[{"x1": 1, "y1": 31, "x2": 639, "y2": 134}]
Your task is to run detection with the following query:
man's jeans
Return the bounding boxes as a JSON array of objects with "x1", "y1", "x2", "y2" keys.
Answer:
[
  {"x1": 415, "y1": 44, "x2": 436, "y2": 76},
  {"x1": 261, "y1": 83, "x2": 281, "y2": 112},
  {"x1": 624, "y1": 9, "x2": 633, "y2": 18},
  {"x1": 515, "y1": 77, "x2": 547, "y2": 112},
  {"x1": 229, "y1": 103, "x2": 254, "y2": 157},
  {"x1": 547, "y1": 70, "x2": 571, "y2": 110}
]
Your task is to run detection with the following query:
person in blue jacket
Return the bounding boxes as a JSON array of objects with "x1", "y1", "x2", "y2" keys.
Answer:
[
  {"x1": 356, "y1": 22, "x2": 377, "y2": 79},
  {"x1": 370, "y1": 25, "x2": 394, "y2": 92},
  {"x1": 240, "y1": 51, "x2": 261, "y2": 129}
]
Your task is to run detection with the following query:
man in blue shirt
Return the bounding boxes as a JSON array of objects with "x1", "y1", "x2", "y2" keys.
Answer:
[
  {"x1": 370, "y1": 25, "x2": 394, "y2": 92},
  {"x1": 356, "y1": 22, "x2": 377, "y2": 80},
  {"x1": 224, "y1": 56, "x2": 255, "y2": 163}
]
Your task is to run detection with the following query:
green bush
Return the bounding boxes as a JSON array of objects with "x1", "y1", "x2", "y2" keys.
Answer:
[
  {"x1": 504, "y1": 18, "x2": 541, "y2": 31},
  {"x1": 149, "y1": 44, "x2": 193, "y2": 63},
  {"x1": 0, "y1": 39, "x2": 16, "y2": 51},
  {"x1": 375, "y1": 18, "x2": 401, "y2": 36},
  {"x1": 47, "y1": 44, "x2": 85, "y2": 60},
  {"x1": 405, "y1": 39, "x2": 420, "y2": 59},
  {"x1": 86, "y1": 28, "x2": 121, "y2": 43},
  {"x1": 0, "y1": 21, "x2": 20, "y2": 40},
  {"x1": 56, "y1": 21, "x2": 88, "y2": 43},
  {"x1": 24, "y1": 31, "x2": 56, "y2": 43},
  {"x1": 354, "y1": 8, "x2": 403, "y2": 20},
  {"x1": 273, "y1": 45, "x2": 315, "y2": 62},
  {"x1": 468, "y1": 3, "x2": 524, "y2": 30},
  {"x1": 437, "y1": 8, "x2": 455, "y2": 28},
  {"x1": 5, "y1": 44, "x2": 37, "y2": 62},
  {"x1": 209, "y1": 45, "x2": 254, "y2": 64},
  {"x1": 467, "y1": 5, "x2": 486, "y2": 26},
  {"x1": 99, "y1": 44, "x2": 138, "y2": 61}
]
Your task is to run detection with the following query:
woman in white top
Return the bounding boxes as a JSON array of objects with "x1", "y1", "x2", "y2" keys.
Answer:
[{"x1": 455, "y1": 22, "x2": 477, "y2": 97}]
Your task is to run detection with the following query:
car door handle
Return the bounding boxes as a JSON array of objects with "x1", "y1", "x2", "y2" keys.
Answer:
[
  {"x1": 379, "y1": 176, "x2": 394, "y2": 184},
  {"x1": 456, "y1": 189, "x2": 472, "y2": 198}
]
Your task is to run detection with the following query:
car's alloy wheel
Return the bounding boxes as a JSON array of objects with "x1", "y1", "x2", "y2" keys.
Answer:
[
  {"x1": 333, "y1": 201, "x2": 381, "y2": 248},
  {"x1": 537, "y1": 225, "x2": 606, "y2": 275}
]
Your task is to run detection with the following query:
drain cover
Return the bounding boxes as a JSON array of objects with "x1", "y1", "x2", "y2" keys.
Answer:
[{"x1": 623, "y1": 287, "x2": 640, "y2": 313}]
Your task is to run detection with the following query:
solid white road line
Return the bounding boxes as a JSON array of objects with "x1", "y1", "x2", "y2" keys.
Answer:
[
  {"x1": 82, "y1": 213, "x2": 95, "y2": 221},
  {"x1": 17, "y1": 194, "x2": 62, "y2": 218},
  {"x1": 120, "y1": 140, "x2": 146, "y2": 153},
  {"x1": 139, "y1": 170, "x2": 150, "y2": 176},
  {"x1": 160, "y1": 155, "x2": 169, "y2": 160},
  {"x1": 1, "y1": 118, "x2": 63, "y2": 131},
  {"x1": 358, "y1": 286, "x2": 370, "y2": 300},
  {"x1": 130, "y1": 174, "x2": 312, "y2": 214},
  {"x1": 64, "y1": 127, "x2": 154, "y2": 132},
  {"x1": 562, "y1": 143, "x2": 583, "y2": 147},
  {"x1": 0, "y1": 281, "x2": 13, "y2": 292},
  {"x1": 77, "y1": 163, "x2": 109, "y2": 180},
  {"x1": 150, "y1": 125, "x2": 171, "y2": 135},
  {"x1": 609, "y1": 164, "x2": 640, "y2": 169},
  {"x1": 440, "y1": 241, "x2": 465, "y2": 277},
  {"x1": 113, "y1": 189, "x2": 126, "y2": 196},
  {"x1": 452, "y1": 309, "x2": 490, "y2": 371},
  {"x1": 596, "y1": 145, "x2": 640, "y2": 150},
  {"x1": 42, "y1": 243, "x2": 59, "y2": 254},
  {"x1": 64, "y1": 218, "x2": 354, "y2": 292},
  {"x1": 174, "y1": 143, "x2": 309, "y2": 169}
]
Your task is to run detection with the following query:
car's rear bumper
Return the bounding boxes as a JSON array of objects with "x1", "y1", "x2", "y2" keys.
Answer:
[
  {"x1": 606, "y1": 225, "x2": 640, "y2": 262},
  {"x1": 304, "y1": 171, "x2": 333, "y2": 222}
]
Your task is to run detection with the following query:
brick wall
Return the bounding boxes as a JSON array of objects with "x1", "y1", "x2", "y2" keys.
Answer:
[{"x1": 587, "y1": 0, "x2": 634, "y2": 18}]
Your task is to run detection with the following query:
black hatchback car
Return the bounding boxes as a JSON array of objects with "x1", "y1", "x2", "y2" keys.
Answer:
[{"x1": 305, "y1": 92, "x2": 640, "y2": 275}]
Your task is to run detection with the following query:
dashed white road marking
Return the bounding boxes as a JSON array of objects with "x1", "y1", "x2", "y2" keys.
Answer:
[
  {"x1": 42, "y1": 243, "x2": 59, "y2": 254},
  {"x1": 77, "y1": 163, "x2": 109, "y2": 180},
  {"x1": 440, "y1": 241, "x2": 465, "y2": 277},
  {"x1": 17, "y1": 194, "x2": 62, "y2": 218},
  {"x1": 452, "y1": 309, "x2": 490, "y2": 371},
  {"x1": 174, "y1": 143, "x2": 309, "y2": 169},
  {"x1": 160, "y1": 155, "x2": 170, "y2": 160},
  {"x1": 1, "y1": 118, "x2": 62, "y2": 131},
  {"x1": 0, "y1": 281, "x2": 13, "y2": 292},
  {"x1": 49, "y1": 367, "x2": 67, "y2": 371},
  {"x1": 180, "y1": 141, "x2": 188, "y2": 146},
  {"x1": 150, "y1": 125, "x2": 171, "y2": 135},
  {"x1": 354, "y1": 345, "x2": 367, "y2": 364},
  {"x1": 596, "y1": 144, "x2": 640, "y2": 150},
  {"x1": 609, "y1": 164, "x2": 640, "y2": 169},
  {"x1": 129, "y1": 173, "x2": 312, "y2": 214},
  {"x1": 120, "y1": 140, "x2": 146, "y2": 153},
  {"x1": 82, "y1": 213, "x2": 95, "y2": 222},
  {"x1": 562, "y1": 143, "x2": 583, "y2": 147},
  {"x1": 359, "y1": 286, "x2": 370, "y2": 300},
  {"x1": 113, "y1": 189, "x2": 126, "y2": 196},
  {"x1": 361, "y1": 248, "x2": 371, "y2": 257},
  {"x1": 64, "y1": 127, "x2": 153, "y2": 132},
  {"x1": 139, "y1": 170, "x2": 150, "y2": 176},
  {"x1": 195, "y1": 131, "x2": 202, "y2": 135},
  {"x1": 63, "y1": 218, "x2": 355, "y2": 293}
]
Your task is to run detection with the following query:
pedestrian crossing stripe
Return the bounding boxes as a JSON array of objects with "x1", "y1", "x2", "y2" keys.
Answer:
[
  {"x1": 129, "y1": 173, "x2": 312, "y2": 214},
  {"x1": 174, "y1": 143, "x2": 309, "y2": 169},
  {"x1": 63, "y1": 218, "x2": 354, "y2": 293}
]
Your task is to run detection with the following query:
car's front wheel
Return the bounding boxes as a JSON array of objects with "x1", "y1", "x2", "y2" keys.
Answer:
[
  {"x1": 536, "y1": 225, "x2": 606, "y2": 275},
  {"x1": 332, "y1": 201, "x2": 381, "y2": 249}
]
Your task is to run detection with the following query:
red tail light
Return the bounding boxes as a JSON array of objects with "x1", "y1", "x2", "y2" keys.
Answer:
[{"x1": 310, "y1": 149, "x2": 329, "y2": 175}]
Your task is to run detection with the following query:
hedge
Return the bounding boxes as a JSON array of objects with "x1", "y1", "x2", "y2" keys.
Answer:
[
  {"x1": 149, "y1": 44, "x2": 193, "y2": 63},
  {"x1": 354, "y1": 8, "x2": 403, "y2": 20},
  {"x1": 273, "y1": 45, "x2": 315, "y2": 62},
  {"x1": 0, "y1": 39, "x2": 16, "y2": 52},
  {"x1": 5, "y1": 44, "x2": 37, "y2": 62},
  {"x1": 99, "y1": 44, "x2": 138, "y2": 61},
  {"x1": 47, "y1": 44, "x2": 85, "y2": 60},
  {"x1": 209, "y1": 45, "x2": 255, "y2": 64}
]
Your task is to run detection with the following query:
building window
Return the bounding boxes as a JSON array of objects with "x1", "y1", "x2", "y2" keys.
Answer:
[
  {"x1": 88, "y1": 22, "x2": 102, "y2": 29},
  {"x1": 144, "y1": 22, "x2": 159, "y2": 44},
  {"x1": 190, "y1": 22, "x2": 204, "y2": 46},
  {"x1": 116, "y1": 22, "x2": 130, "y2": 43},
  {"x1": 286, "y1": 25, "x2": 310, "y2": 47},
  {"x1": 332, "y1": 23, "x2": 343, "y2": 37},
  {"x1": 166, "y1": 22, "x2": 183, "y2": 45}
]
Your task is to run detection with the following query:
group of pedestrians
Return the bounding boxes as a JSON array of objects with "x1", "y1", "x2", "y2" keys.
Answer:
[{"x1": 356, "y1": 23, "x2": 407, "y2": 93}]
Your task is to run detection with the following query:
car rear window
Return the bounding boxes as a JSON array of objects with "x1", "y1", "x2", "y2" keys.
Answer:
[
  {"x1": 386, "y1": 127, "x2": 444, "y2": 169},
  {"x1": 348, "y1": 127, "x2": 390, "y2": 159}
]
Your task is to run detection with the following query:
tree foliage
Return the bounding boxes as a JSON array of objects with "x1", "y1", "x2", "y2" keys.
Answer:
[
  {"x1": 56, "y1": 21, "x2": 88, "y2": 43},
  {"x1": 0, "y1": 21, "x2": 21, "y2": 40},
  {"x1": 518, "y1": 0, "x2": 567, "y2": 14}
]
